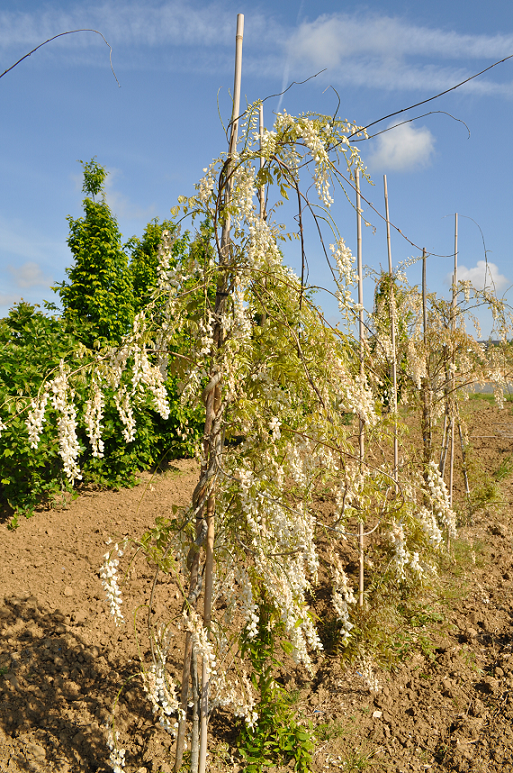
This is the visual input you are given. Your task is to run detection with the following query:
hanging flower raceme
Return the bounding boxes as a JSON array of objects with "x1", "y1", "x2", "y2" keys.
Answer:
[
  {"x1": 330, "y1": 550, "x2": 356, "y2": 645},
  {"x1": 84, "y1": 375, "x2": 105, "y2": 458},
  {"x1": 141, "y1": 640, "x2": 180, "y2": 734},
  {"x1": 424, "y1": 461, "x2": 457, "y2": 538},
  {"x1": 100, "y1": 543, "x2": 125, "y2": 626},
  {"x1": 26, "y1": 361, "x2": 82, "y2": 483}
]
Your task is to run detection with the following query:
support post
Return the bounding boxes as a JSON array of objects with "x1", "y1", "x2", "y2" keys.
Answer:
[
  {"x1": 198, "y1": 14, "x2": 244, "y2": 773},
  {"x1": 355, "y1": 168, "x2": 365, "y2": 608},
  {"x1": 383, "y1": 175, "x2": 398, "y2": 484}
]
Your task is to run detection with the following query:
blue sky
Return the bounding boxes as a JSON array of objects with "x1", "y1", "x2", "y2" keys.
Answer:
[{"x1": 1, "y1": 0, "x2": 513, "y2": 334}]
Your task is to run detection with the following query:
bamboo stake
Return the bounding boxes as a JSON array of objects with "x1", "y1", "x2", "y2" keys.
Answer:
[
  {"x1": 190, "y1": 648, "x2": 200, "y2": 772},
  {"x1": 198, "y1": 14, "x2": 244, "y2": 773},
  {"x1": 383, "y1": 175, "x2": 398, "y2": 484},
  {"x1": 422, "y1": 248, "x2": 427, "y2": 338},
  {"x1": 449, "y1": 213, "x2": 458, "y2": 507},
  {"x1": 259, "y1": 102, "x2": 265, "y2": 220},
  {"x1": 421, "y1": 248, "x2": 432, "y2": 474},
  {"x1": 439, "y1": 414, "x2": 449, "y2": 477},
  {"x1": 258, "y1": 103, "x2": 267, "y2": 327},
  {"x1": 457, "y1": 418, "x2": 471, "y2": 498},
  {"x1": 355, "y1": 168, "x2": 365, "y2": 608}
]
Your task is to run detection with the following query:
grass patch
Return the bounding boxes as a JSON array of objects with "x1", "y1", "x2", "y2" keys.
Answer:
[{"x1": 494, "y1": 453, "x2": 513, "y2": 482}]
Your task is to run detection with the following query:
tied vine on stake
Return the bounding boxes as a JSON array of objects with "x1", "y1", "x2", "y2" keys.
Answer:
[
  {"x1": 6, "y1": 103, "x2": 488, "y2": 772},
  {"x1": 94, "y1": 102, "x2": 464, "y2": 772}
]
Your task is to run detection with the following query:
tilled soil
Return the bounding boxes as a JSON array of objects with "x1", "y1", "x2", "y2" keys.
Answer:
[{"x1": 1, "y1": 400, "x2": 513, "y2": 773}]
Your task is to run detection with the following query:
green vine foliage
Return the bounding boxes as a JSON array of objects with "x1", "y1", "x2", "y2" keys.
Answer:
[
  {"x1": 238, "y1": 604, "x2": 314, "y2": 773},
  {"x1": 370, "y1": 271, "x2": 412, "y2": 407}
]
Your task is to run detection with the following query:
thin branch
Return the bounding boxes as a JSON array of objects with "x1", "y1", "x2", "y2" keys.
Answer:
[
  {"x1": 360, "y1": 110, "x2": 471, "y2": 142},
  {"x1": 347, "y1": 51, "x2": 513, "y2": 140},
  {"x1": 224, "y1": 69, "x2": 327, "y2": 142},
  {"x1": 0, "y1": 29, "x2": 120, "y2": 86}
]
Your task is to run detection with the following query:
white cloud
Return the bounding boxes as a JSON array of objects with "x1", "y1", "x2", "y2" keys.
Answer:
[
  {"x1": 285, "y1": 13, "x2": 513, "y2": 96},
  {"x1": 0, "y1": 292, "x2": 20, "y2": 307},
  {"x1": 7, "y1": 261, "x2": 53, "y2": 289},
  {"x1": 1, "y1": 5, "x2": 512, "y2": 93},
  {"x1": 0, "y1": 2, "x2": 280, "y2": 66},
  {"x1": 446, "y1": 260, "x2": 510, "y2": 292},
  {"x1": 104, "y1": 173, "x2": 157, "y2": 221},
  {"x1": 366, "y1": 122, "x2": 435, "y2": 172}
]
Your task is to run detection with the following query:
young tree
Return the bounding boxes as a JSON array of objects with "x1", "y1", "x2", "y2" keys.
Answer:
[{"x1": 54, "y1": 158, "x2": 134, "y2": 346}]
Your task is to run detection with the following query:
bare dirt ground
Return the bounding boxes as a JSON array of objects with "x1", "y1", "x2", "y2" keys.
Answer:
[{"x1": 1, "y1": 400, "x2": 513, "y2": 773}]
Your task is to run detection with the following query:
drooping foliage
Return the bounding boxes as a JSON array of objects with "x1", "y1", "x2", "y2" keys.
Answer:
[
  {"x1": 128, "y1": 218, "x2": 190, "y2": 312},
  {"x1": 2, "y1": 108, "x2": 513, "y2": 773}
]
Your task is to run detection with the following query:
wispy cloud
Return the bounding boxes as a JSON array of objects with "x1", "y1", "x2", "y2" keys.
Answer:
[
  {"x1": 0, "y1": 2, "x2": 233, "y2": 49},
  {"x1": 101, "y1": 171, "x2": 156, "y2": 221},
  {"x1": 7, "y1": 261, "x2": 53, "y2": 289},
  {"x1": 366, "y1": 122, "x2": 435, "y2": 172},
  {"x1": 0, "y1": 292, "x2": 20, "y2": 308},
  {"x1": 0, "y1": 215, "x2": 60, "y2": 262},
  {"x1": 286, "y1": 12, "x2": 513, "y2": 96},
  {"x1": 445, "y1": 260, "x2": 510, "y2": 292},
  {"x1": 1, "y1": 4, "x2": 513, "y2": 95}
]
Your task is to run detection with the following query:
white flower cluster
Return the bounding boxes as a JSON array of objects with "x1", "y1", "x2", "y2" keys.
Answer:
[
  {"x1": 132, "y1": 342, "x2": 170, "y2": 419},
  {"x1": 51, "y1": 367, "x2": 82, "y2": 482},
  {"x1": 183, "y1": 608, "x2": 217, "y2": 678},
  {"x1": 232, "y1": 160, "x2": 256, "y2": 227},
  {"x1": 26, "y1": 391, "x2": 49, "y2": 448},
  {"x1": 233, "y1": 460, "x2": 322, "y2": 668},
  {"x1": 84, "y1": 376, "x2": 105, "y2": 458},
  {"x1": 425, "y1": 461, "x2": 457, "y2": 537},
  {"x1": 405, "y1": 337, "x2": 427, "y2": 390},
  {"x1": 389, "y1": 521, "x2": 423, "y2": 580},
  {"x1": 106, "y1": 729, "x2": 126, "y2": 773},
  {"x1": 26, "y1": 363, "x2": 82, "y2": 482},
  {"x1": 114, "y1": 386, "x2": 136, "y2": 443},
  {"x1": 141, "y1": 642, "x2": 180, "y2": 734},
  {"x1": 299, "y1": 117, "x2": 334, "y2": 207},
  {"x1": 100, "y1": 544, "x2": 125, "y2": 626},
  {"x1": 258, "y1": 128, "x2": 277, "y2": 159},
  {"x1": 269, "y1": 416, "x2": 281, "y2": 442},
  {"x1": 246, "y1": 217, "x2": 282, "y2": 269},
  {"x1": 197, "y1": 161, "x2": 218, "y2": 204},
  {"x1": 0, "y1": 416, "x2": 5, "y2": 439},
  {"x1": 330, "y1": 239, "x2": 361, "y2": 323},
  {"x1": 227, "y1": 279, "x2": 252, "y2": 345},
  {"x1": 330, "y1": 551, "x2": 356, "y2": 646},
  {"x1": 233, "y1": 565, "x2": 259, "y2": 639},
  {"x1": 211, "y1": 669, "x2": 258, "y2": 729},
  {"x1": 418, "y1": 505, "x2": 443, "y2": 548}
]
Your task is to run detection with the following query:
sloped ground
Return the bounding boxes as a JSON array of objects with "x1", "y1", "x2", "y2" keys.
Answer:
[{"x1": 0, "y1": 401, "x2": 513, "y2": 773}]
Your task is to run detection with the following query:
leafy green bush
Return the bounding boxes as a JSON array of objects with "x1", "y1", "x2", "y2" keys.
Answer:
[
  {"x1": 0, "y1": 160, "x2": 207, "y2": 524},
  {"x1": 0, "y1": 302, "x2": 82, "y2": 521},
  {"x1": 53, "y1": 158, "x2": 134, "y2": 347},
  {"x1": 0, "y1": 302, "x2": 202, "y2": 524}
]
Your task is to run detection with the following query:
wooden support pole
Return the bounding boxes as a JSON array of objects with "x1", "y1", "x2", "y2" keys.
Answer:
[
  {"x1": 421, "y1": 248, "x2": 432, "y2": 474},
  {"x1": 198, "y1": 14, "x2": 244, "y2": 773},
  {"x1": 355, "y1": 168, "x2": 365, "y2": 608},
  {"x1": 449, "y1": 213, "x2": 458, "y2": 507},
  {"x1": 383, "y1": 175, "x2": 398, "y2": 484},
  {"x1": 259, "y1": 103, "x2": 265, "y2": 220}
]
